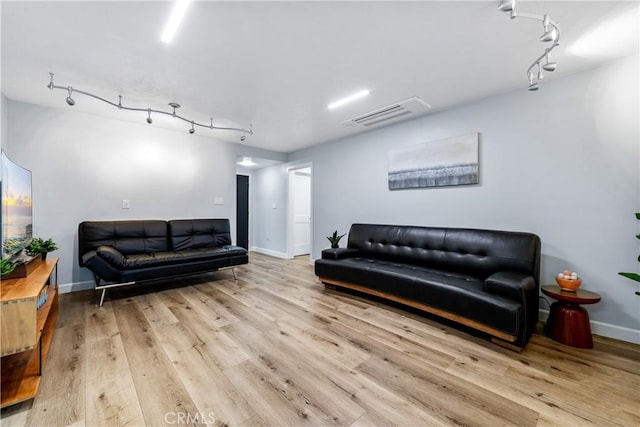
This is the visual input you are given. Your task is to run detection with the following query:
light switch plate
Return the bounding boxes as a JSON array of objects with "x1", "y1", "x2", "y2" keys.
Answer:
[
  {"x1": 122, "y1": 199, "x2": 130, "y2": 209},
  {"x1": 214, "y1": 197, "x2": 224, "y2": 205}
]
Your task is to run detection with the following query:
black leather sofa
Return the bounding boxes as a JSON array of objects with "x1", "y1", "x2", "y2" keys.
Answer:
[
  {"x1": 79, "y1": 219, "x2": 248, "y2": 305},
  {"x1": 315, "y1": 224, "x2": 541, "y2": 350}
]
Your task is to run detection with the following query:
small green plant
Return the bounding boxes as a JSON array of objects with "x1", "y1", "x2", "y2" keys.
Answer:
[
  {"x1": 1, "y1": 258, "x2": 17, "y2": 276},
  {"x1": 618, "y1": 212, "x2": 640, "y2": 296},
  {"x1": 26, "y1": 238, "x2": 59, "y2": 258},
  {"x1": 326, "y1": 230, "x2": 346, "y2": 249}
]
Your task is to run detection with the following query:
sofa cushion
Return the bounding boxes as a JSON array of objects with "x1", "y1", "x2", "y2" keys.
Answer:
[
  {"x1": 120, "y1": 246, "x2": 247, "y2": 269},
  {"x1": 169, "y1": 219, "x2": 232, "y2": 251},
  {"x1": 413, "y1": 270, "x2": 521, "y2": 336},
  {"x1": 79, "y1": 220, "x2": 169, "y2": 263},
  {"x1": 346, "y1": 224, "x2": 540, "y2": 280},
  {"x1": 316, "y1": 256, "x2": 522, "y2": 336}
]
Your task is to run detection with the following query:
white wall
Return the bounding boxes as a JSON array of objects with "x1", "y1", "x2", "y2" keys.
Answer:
[
  {"x1": 4, "y1": 100, "x2": 242, "y2": 291},
  {"x1": 284, "y1": 56, "x2": 639, "y2": 342},
  {"x1": 251, "y1": 164, "x2": 289, "y2": 257}
]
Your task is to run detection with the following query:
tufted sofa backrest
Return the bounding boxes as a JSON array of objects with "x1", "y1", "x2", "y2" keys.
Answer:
[
  {"x1": 168, "y1": 219, "x2": 232, "y2": 251},
  {"x1": 347, "y1": 223, "x2": 540, "y2": 281},
  {"x1": 78, "y1": 220, "x2": 169, "y2": 265}
]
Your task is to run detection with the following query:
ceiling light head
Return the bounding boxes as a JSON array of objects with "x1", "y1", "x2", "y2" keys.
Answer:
[
  {"x1": 65, "y1": 87, "x2": 75, "y2": 106},
  {"x1": 146, "y1": 109, "x2": 153, "y2": 124},
  {"x1": 240, "y1": 135, "x2": 246, "y2": 142},
  {"x1": 189, "y1": 121, "x2": 195, "y2": 134},
  {"x1": 542, "y1": 62, "x2": 557, "y2": 72},
  {"x1": 540, "y1": 27, "x2": 558, "y2": 43},
  {"x1": 497, "y1": 0, "x2": 515, "y2": 13},
  {"x1": 527, "y1": 73, "x2": 539, "y2": 91}
]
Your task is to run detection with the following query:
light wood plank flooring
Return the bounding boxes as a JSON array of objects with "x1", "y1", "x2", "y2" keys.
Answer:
[{"x1": 2, "y1": 253, "x2": 639, "y2": 426}]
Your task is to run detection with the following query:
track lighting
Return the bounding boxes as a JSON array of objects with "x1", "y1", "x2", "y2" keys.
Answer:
[
  {"x1": 498, "y1": 0, "x2": 560, "y2": 90},
  {"x1": 66, "y1": 87, "x2": 75, "y2": 106},
  {"x1": 47, "y1": 73, "x2": 253, "y2": 138}
]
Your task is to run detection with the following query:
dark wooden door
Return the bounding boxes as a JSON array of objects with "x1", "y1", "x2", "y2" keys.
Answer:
[{"x1": 236, "y1": 175, "x2": 249, "y2": 250}]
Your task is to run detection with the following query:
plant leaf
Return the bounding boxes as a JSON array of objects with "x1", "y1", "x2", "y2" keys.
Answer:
[
  {"x1": 619, "y1": 272, "x2": 640, "y2": 283},
  {"x1": 635, "y1": 212, "x2": 640, "y2": 220}
]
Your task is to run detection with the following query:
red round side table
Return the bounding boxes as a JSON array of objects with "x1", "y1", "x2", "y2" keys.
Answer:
[{"x1": 541, "y1": 285, "x2": 601, "y2": 349}]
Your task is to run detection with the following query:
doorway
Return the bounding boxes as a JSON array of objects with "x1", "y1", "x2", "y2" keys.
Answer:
[
  {"x1": 236, "y1": 174, "x2": 249, "y2": 250},
  {"x1": 288, "y1": 166, "x2": 312, "y2": 259}
]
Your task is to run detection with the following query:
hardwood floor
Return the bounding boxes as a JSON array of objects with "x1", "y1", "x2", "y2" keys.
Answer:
[{"x1": 2, "y1": 252, "x2": 639, "y2": 426}]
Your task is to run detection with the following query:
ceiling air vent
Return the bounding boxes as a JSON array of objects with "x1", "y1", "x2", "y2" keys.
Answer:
[{"x1": 340, "y1": 96, "x2": 431, "y2": 128}]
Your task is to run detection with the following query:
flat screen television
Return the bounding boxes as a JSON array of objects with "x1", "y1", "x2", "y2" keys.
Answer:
[{"x1": 1, "y1": 151, "x2": 33, "y2": 260}]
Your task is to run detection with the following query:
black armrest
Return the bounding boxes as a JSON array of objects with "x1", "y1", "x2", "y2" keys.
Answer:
[
  {"x1": 97, "y1": 245, "x2": 127, "y2": 269},
  {"x1": 484, "y1": 271, "x2": 536, "y2": 302},
  {"x1": 81, "y1": 249, "x2": 122, "y2": 283},
  {"x1": 321, "y1": 248, "x2": 360, "y2": 260},
  {"x1": 81, "y1": 250, "x2": 98, "y2": 267}
]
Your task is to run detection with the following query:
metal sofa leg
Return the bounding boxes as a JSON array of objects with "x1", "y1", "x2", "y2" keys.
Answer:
[
  {"x1": 99, "y1": 288, "x2": 107, "y2": 307},
  {"x1": 232, "y1": 268, "x2": 237, "y2": 280}
]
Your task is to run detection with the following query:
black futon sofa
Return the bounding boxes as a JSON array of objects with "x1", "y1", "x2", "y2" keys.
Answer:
[
  {"x1": 315, "y1": 223, "x2": 541, "y2": 350},
  {"x1": 79, "y1": 219, "x2": 248, "y2": 306}
]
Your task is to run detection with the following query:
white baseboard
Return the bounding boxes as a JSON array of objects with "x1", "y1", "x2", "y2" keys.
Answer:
[
  {"x1": 539, "y1": 309, "x2": 640, "y2": 345},
  {"x1": 58, "y1": 280, "x2": 94, "y2": 294},
  {"x1": 249, "y1": 247, "x2": 291, "y2": 259}
]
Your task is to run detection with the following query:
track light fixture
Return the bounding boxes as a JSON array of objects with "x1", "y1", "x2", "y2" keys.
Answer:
[
  {"x1": 47, "y1": 73, "x2": 253, "y2": 138},
  {"x1": 65, "y1": 87, "x2": 75, "y2": 106},
  {"x1": 498, "y1": 0, "x2": 560, "y2": 91},
  {"x1": 239, "y1": 125, "x2": 252, "y2": 142}
]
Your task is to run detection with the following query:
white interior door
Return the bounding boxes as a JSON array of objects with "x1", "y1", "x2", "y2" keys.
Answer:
[{"x1": 293, "y1": 170, "x2": 311, "y2": 256}]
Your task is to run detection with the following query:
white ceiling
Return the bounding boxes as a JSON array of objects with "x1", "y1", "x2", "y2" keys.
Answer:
[{"x1": 1, "y1": 1, "x2": 638, "y2": 153}]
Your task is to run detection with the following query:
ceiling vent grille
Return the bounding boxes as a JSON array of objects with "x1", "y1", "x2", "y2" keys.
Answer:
[{"x1": 340, "y1": 96, "x2": 431, "y2": 128}]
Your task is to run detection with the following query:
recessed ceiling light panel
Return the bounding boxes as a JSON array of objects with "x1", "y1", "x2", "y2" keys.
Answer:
[
  {"x1": 237, "y1": 157, "x2": 257, "y2": 167},
  {"x1": 161, "y1": 0, "x2": 192, "y2": 43},
  {"x1": 327, "y1": 89, "x2": 370, "y2": 110}
]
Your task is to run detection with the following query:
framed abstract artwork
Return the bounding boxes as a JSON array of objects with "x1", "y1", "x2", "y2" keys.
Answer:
[{"x1": 388, "y1": 132, "x2": 479, "y2": 190}]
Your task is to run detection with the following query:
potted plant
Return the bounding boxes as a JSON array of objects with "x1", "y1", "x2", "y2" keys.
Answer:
[
  {"x1": 1, "y1": 258, "x2": 17, "y2": 277},
  {"x1": 618, "y1": 212, "x2": 640, "y2": 296},
  {"x1": 326, "y1": 230, "x2": 346, "y2": 249},
  {"x1": 26, "y1": 237, "x2": 58, "y2": 260}
]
